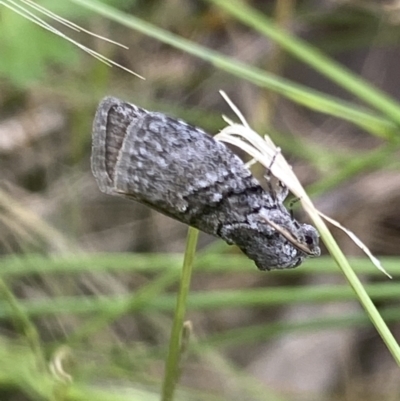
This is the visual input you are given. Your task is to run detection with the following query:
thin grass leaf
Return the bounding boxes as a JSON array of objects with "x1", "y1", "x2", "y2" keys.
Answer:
[
  {"x1": 161, "y1": 227, "x2": 199, "y2": 401},
  {"x1": 208, "y1": 0, "x2": 400, "y2": 126},
  {"x1": 67, "y1": 0, "x2": 396, "y2": 137},
  {"x1": 216, "y1": 93, "x2": 400, "y2": 366},
  {"x1": 1, "y1": 0, "x2": 143, "y2": 78}
]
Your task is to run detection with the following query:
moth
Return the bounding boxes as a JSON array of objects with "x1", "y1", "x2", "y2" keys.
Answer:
[{"x1": 91, "y1": 97, "x2": 320, "y2": 270}]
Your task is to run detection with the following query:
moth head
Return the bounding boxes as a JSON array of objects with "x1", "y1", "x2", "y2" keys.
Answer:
[{"x1": 235, "y1": 210, "x2": 320, "y2": 271}]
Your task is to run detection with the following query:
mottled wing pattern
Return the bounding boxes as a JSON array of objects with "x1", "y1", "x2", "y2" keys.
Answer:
[{"x1": 91, "y1": 97, "x2": 320, "y2": 270}]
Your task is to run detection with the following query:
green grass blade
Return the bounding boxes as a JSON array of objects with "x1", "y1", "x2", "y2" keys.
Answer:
[
  {"x1": 67, "y1": 0, "x2": 396, "y2": 138},
  {"x1": 161, "y1": 227, "x2": 199, "y2": 401},
  {"x1": 199, "y1": 305, "x2": 400, "y2": 349},
  {"x1": 312, "y1": 214, "x2": 400, "y2": 366},
  {"x1": 208, "y1": 0, "x2": 400, "y2": 125},
  {"x1": 2, "y1": 254, "x2": 400, "y2": 277},
  {"x1": 2, "y1": 283, "x2": 400, "y2": 318}
]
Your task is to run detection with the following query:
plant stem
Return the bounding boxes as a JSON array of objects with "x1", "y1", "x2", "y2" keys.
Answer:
[
  {"x1": 161, "y1": 227, "x2": 199, "y2": 401},
  {"x1": 312, "y1": 214, "x2": 400, "y2": 366}
]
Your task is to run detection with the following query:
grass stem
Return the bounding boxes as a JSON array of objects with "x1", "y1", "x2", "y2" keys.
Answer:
[{"x1": 161, "y1": 227, "x2": 199, "y2": 401}]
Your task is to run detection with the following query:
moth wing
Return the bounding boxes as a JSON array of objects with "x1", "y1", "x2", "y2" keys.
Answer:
[{"x1": 91, "y1": 97, "x2": 148, "y2": 195}]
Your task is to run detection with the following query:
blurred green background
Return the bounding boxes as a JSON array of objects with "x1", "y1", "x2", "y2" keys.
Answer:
[{"x1": 1, "y1": 0, "x2": 400, "y2": 400}]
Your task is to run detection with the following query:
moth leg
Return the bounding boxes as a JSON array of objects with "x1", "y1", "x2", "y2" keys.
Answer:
[
  {"x1": 264, "y1": 148, "x2": 289, "y2": 203},
  {"x1": 288, "y1": 196, "x2": 301, "y2": 220}
]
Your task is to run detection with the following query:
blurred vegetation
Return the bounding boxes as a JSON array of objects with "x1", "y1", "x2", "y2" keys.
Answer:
[{"x1": 1, "y1": 0, "x2": 400, "y2": 400}]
